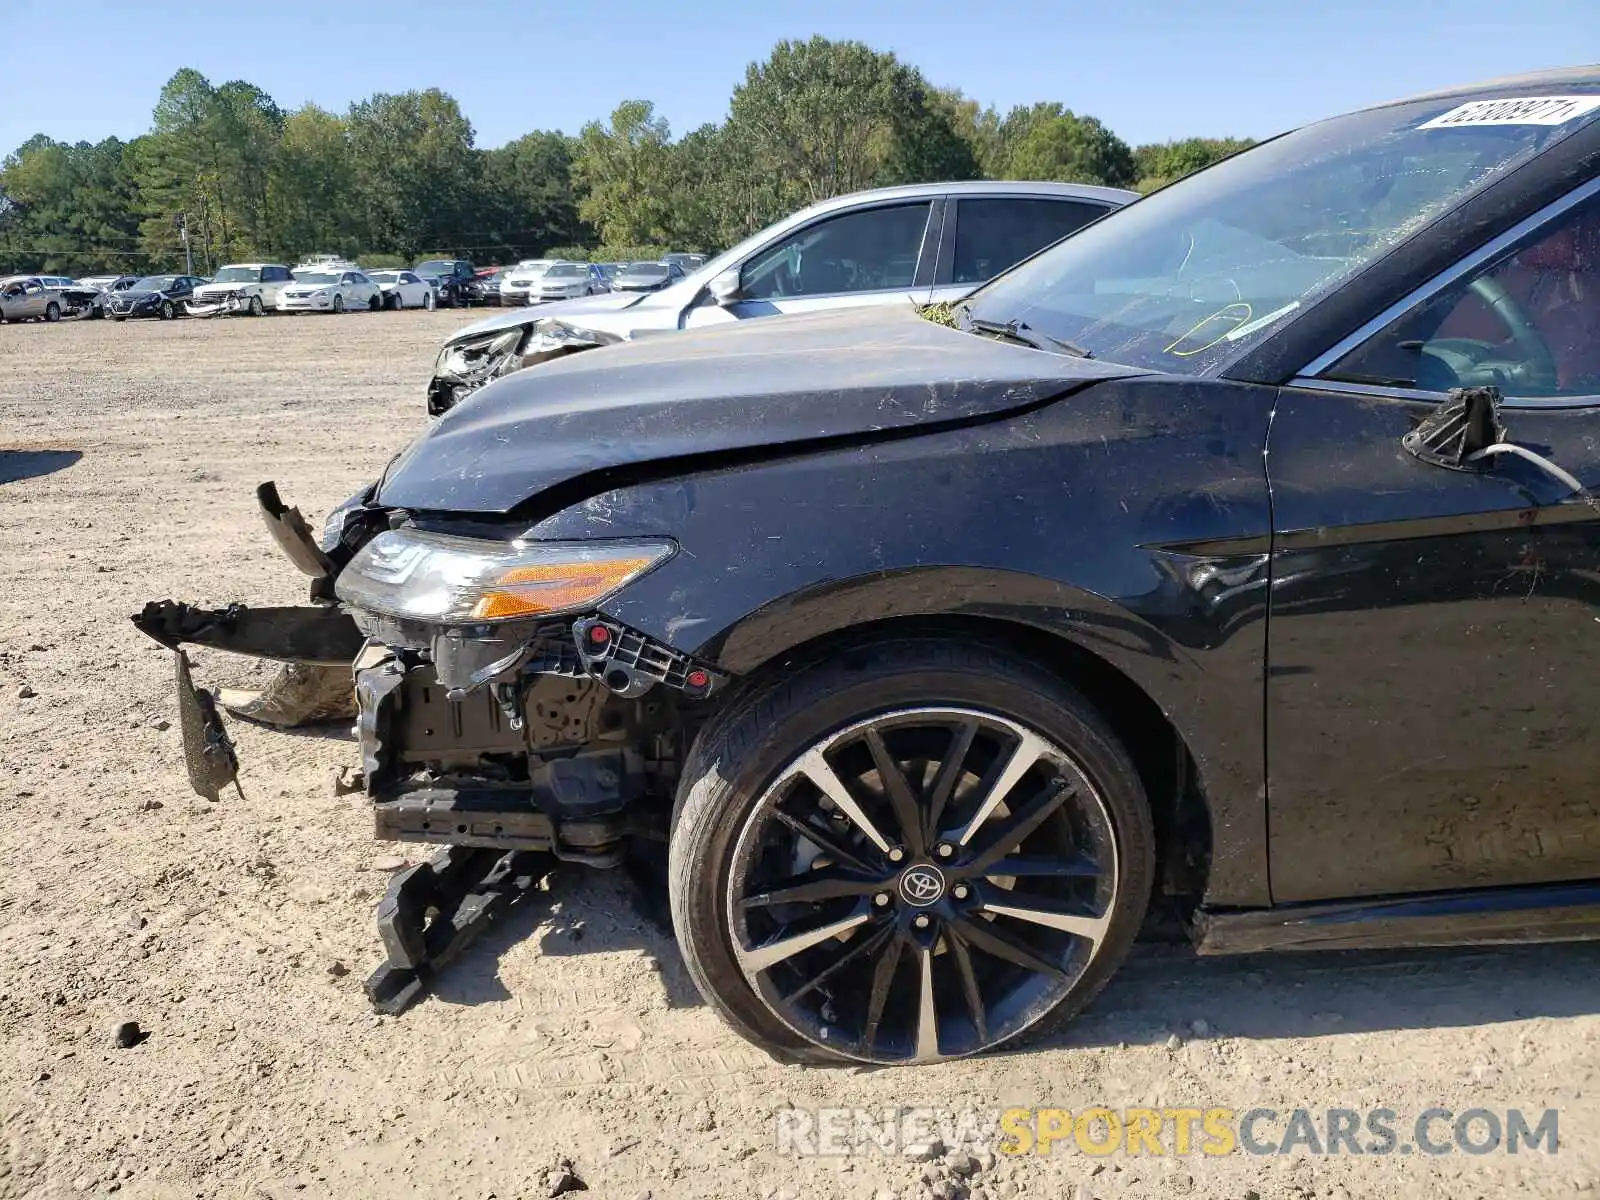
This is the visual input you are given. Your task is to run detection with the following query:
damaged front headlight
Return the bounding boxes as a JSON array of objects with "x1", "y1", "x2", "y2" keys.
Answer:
[
  {"x1": 319, "y1": 485, "x2": 377, "y2": 554},
  {"x1": 335, "y1": 530, "x2": 674, "y2": 625},
  {"x1": 433, "y1": 329, "x2": 526, "y2": 385}
]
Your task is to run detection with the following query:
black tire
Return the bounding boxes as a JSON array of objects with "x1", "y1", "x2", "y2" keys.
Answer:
[
  {"x1": 669, "y1": 637, "x2": 1155, "y2": 1066},
  {"x1": 248, "y1": 295, "x2": 264, "y2": 317},
  {"x1": 332, "y1": 294, "x2": 345, "y2": 314},
  {"x1": 368, "y1": 293, "x2": 381, "y2": 312},
  {"x1": 159, "y1": 301, "x2": 174, "y2": 320},
  {"x1": 423, "y1": 290, "x2": 436, "y2": 311},
  {"x1": 386, "y1": 291, "x2": 401, "y2": 311},
  {"x1": 45, "y1": 302, "x2": 61, "y2": 323}
]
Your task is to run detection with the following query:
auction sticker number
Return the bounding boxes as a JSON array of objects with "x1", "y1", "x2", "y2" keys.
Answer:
[{"x1": 1419, "y1": 96, "x2": 1600, "y2": 129}]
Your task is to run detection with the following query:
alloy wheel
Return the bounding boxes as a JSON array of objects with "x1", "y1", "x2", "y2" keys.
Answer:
[{"x1": 725, "y1": 707, "x2": 1119, "y2": 1064}]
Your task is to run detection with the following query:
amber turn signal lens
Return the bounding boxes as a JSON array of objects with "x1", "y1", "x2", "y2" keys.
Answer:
[{"x1": 471, "y1": 557, "x2": 660, "y2": 620}]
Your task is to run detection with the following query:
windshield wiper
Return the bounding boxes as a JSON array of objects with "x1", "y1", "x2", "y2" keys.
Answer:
[{"x1": 964, "y1": 316, "x2": 1093, "y2": 359}]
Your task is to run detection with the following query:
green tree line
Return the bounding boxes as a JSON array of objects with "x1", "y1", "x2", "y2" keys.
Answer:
[{"x1": 0, "y1": 38, "x2": 1252, "y2": 276}]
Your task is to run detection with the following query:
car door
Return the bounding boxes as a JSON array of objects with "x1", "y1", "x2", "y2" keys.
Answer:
[
  {"x1": 1264, "y1": 180, "x2": 1600, "y2": 903},
  {"x1": 20, "y1": 279, "x2": 48, "y2": 318},
  {"x1": 684, "y1": 198, "x2": 937, "y2": 328},
  {"x1": 926, "y1": 195, "x2": 1117, "y2": 307}
]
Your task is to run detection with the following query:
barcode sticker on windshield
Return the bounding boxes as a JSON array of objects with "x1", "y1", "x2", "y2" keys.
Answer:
[{"x1": 1419, "y1": 95, "x2": 1600, "y2": 129}]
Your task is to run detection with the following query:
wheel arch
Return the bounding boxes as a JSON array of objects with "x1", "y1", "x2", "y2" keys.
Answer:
[{"x1": 703, "y1": 602, "x2": 1221, "y2": 912}]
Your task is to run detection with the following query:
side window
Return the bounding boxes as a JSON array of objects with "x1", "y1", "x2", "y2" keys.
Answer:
[
  {"x1": 951, "y1": 198, "x2": 1108, "y2": 286},
  {"x1": 740, "y1": 202, "x2": 931, "y2": 300},
  {"x1": 1325, "y1": 194, "x2": 1600, "y2": 400}
]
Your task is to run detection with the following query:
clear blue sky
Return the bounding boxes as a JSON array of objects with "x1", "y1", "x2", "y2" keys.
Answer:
[{"x1": 2, "y1": 0, "x2": 1596, "y2": 157}]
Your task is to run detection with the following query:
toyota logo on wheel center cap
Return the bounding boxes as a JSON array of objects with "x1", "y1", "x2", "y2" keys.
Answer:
[{"x1": 898, "y1": 864, "x2": 947, "y2": 907}]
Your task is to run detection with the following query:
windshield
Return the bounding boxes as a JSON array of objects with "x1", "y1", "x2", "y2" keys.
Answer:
[
  {"x1": 295, "y1": 273, "x2": 339, "y2": 285},
  {"x1": 133, "y1": 276, "x2": 177, "y2": 291},
  {"x1": 545, "y1": 264, "x2": 587, "y2": 278},
  {"x1": 513, "y1": 261, "x2": 553, "y2": 275},
  {"x1": 211, "y1": 266, "x2": 262, "y2": 283},
  {"x1": 366, "y1": 271, "x2": 399, "y2": 282},
  {"x1": 415, "y1": 261, "x2": 453, "y2": 275},
  {"x1": 965, "y1": 96, "x2": 1599, "y2": 375},
  {"x1": 624, "y1": 264, "x2": 669, "y2": 278}
]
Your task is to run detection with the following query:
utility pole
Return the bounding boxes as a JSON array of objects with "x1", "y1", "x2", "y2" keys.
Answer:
[{"x1": 176, "y1": 212, "x2": 193, "y2": 275}]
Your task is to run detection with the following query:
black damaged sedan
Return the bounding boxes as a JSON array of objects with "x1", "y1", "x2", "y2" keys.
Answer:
[
  {"x1": 139, "y1": 69, "x2": 1600, "y2": 1065},
  {"x1": 107, "y1": 273, "x2": 206, "y2": 320}
]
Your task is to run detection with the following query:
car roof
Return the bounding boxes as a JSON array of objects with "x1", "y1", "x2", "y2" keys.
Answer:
[
  {"x1": 1374, "y1": 65, "x2": 1600, "y2": 110},
  {"x1": 792, "y1": 179, "x2": 1140, "y2": 217}
]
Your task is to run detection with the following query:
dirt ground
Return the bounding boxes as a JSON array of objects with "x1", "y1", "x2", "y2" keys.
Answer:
[{"x1": 2, "y1": 312, "x2": 1598, "y2": 1200}]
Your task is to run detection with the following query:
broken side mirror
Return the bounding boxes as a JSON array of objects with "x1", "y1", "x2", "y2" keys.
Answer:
[
  {"x1": 1402, "y1": 385, "x2": 1505, "y2": 471},
  {"x1": 708, "y1": 266, "x2": 744, "y2": 307}
]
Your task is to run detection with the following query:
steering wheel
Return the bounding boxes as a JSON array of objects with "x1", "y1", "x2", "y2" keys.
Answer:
[{"x1": 1422, "y1": 277, "x2": 1560, "y2": 394}]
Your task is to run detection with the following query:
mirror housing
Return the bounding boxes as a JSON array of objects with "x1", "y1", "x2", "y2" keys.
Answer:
[
  {"x1": 708, "y1": 267, "x2": 743, "y2": 307},
  {"x1": 1402, "y1": 386, "x2": 1505, "y2": 471}
]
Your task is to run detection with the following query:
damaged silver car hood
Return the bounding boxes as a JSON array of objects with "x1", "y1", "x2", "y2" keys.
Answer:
[
  {"x1": 447, "y1": 289, "x2": 661, "y2": 342},
  {"x1": 379, "y1": 303, "x2": 1147, "y2": 514}
]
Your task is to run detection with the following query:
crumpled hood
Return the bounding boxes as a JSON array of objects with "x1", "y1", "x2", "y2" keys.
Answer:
[
  {"x1": 445, "y1": 289, "x2": 658, "y2": 340},
  {"x1": 379, "y1": 303, "x2": 1147, "y2": 514}
]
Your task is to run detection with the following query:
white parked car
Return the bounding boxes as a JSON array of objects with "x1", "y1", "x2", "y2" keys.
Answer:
[
  {"x1": 276, "y1": 269, "x2": 381, "y2": 314},
  {"x1": 497, "y1": 258, "x2": 557, "y2": 306},
  {"x1": 187, "y1": 263, "x2": 294, "y2": 317},
  {"x1": 364, "y1": 269, "x2": 439, "y2": 310}
]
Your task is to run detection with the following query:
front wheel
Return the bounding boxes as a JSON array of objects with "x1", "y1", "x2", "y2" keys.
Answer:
[
  {"x1": 159, "y1": 301, "x2": 174, "y2": 320},
  {"x1": 45, "y1": 302, "x2": 61, "y2": 322},
  {"x1": 332, "y1": 294, "x2": 345, "y2": 314},
  {"x1": 423, "y1": 291, "x2": 436, "y2": 311},
  {"x1": 368, "y1": 293, "x2": 381, "y2": 312},
  {"x1": 669, "y1": 638, "x2": 1154, "y2": 1066},
  {"x1": 248, "y1": 295, "x2": 264, "y2": 317}
]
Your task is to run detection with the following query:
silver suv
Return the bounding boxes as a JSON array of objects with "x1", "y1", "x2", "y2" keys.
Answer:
[{"x1": 427, "y1": 180, "x2": 1134, "y2": 414}]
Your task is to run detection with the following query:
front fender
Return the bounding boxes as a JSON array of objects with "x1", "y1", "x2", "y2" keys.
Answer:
[{"x1": 527, "y1": 375, "x2": 1279, "y2": 905}]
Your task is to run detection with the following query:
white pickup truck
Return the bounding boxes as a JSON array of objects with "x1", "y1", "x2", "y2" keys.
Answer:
[{"x1": 187, "y1": 263, "x2": 294, "y2": 317}]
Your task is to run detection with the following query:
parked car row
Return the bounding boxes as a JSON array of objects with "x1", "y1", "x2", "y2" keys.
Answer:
[
  {"x1": 3, "y1": 248, "x2": 718, "y2": 325},
  {"x1": 0, "y1": 258, "x2": 489, "y2": 324},
  {"x1": 489, "y1": 255, "x2": 706, "y2": 307}
]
